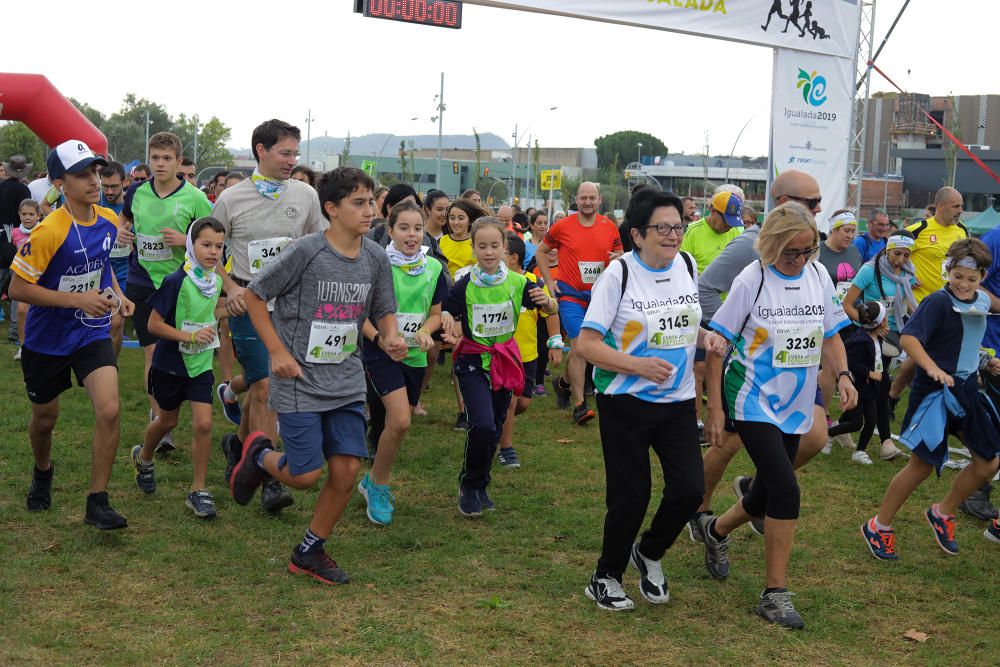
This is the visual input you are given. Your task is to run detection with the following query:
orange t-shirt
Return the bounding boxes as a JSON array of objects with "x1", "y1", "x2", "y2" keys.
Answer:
[{"x1": 541, "y1": 213, "x2": 621, "y2": 294}]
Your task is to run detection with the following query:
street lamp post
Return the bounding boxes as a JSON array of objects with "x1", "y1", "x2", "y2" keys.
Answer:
[
  {"x1": 637, "y1": 142, "x2": 643, "y2": 165},
  {"x1": 433, "y1": 73, "x2": 445, "y2": 190},
  {"x1": 304, "y1": 110, "x2": 315, "y2": 168}
]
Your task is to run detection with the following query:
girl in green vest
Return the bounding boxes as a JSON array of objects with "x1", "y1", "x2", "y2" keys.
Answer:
[
  {"x1": 442, "y1": 217, "x2": 557, "y2": 517},
  {"x1": 359, "y1": 201, "x2": 447, "y2": 526},
  {"x1": 131, "y1": 217, "x2": 230, "y2": 519}
]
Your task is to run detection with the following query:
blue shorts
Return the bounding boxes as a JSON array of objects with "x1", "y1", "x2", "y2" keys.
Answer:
[
  {"x1": 110, "y1": 256, "x2": 129, "y2": 293},
  {"x1": 277, "y1": 402, "x2": 368, "y2": 475},
  {"x1": 365, "y1": 354, "x2": 425, "y2": 407},
  {"x1": 558, "y1": 298, "x2": 588, "y2": 340},
  {"x1": 229, "y1": 311, "x2": 270, "y2": 386}
]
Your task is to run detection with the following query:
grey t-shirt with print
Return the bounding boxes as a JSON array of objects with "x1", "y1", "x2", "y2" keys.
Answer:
[{"x1": 248, "y1": 233, "x2": 396, "y2": 413}]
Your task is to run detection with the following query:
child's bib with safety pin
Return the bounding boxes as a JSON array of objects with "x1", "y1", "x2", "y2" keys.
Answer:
[
  {"x1": 179, "y1": 321, "x2": 220, "y2": 355},
  {"x1": 58, "y1": 268, "x2": 102, "y2": 293},
  {"x1": 472, "y1": 302, "x2": 514, "y2": 337},
  {"x1": 397, "y1": 312, "x2": 425, "y2": 347},
  {"x1": 306, "y1": 321, "x2": 357, "y2": 364}
]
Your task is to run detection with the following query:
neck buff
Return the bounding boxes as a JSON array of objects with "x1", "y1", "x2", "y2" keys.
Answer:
[
  {"x1": 471, "y1": 261, "x2": 508, "y2": 287},
  {"x1": 251, "y1": 168, "x2": 288, "y2": 201},
  {"x1": 876, "y1": 252, "x2": 916, "y2": 329},
  {"x1": 184, "y1": 226, "x2": 219, "y2": 299},
  {"x1": 18, "y1": 223, "x2": 35, "y2": 236},
  {"x1": 386, "y1": 243, "x2": 427, "y2": 276}
]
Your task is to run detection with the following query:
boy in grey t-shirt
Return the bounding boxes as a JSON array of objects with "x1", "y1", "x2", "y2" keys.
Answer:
[{"x1": 232, "y1": 167, "x2": 407, "y2": 585}]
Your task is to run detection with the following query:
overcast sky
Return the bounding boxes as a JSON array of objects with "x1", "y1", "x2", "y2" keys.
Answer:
[{"x1": 3, "y1": 1, "x2": 995, "y2": 157}]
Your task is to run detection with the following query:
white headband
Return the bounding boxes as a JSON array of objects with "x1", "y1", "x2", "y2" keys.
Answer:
[
  {"x1": 886, "y1": 235, "x2": 915, "y2": 250},
  {"x1": 946, "y1": 256, "x2": 980, "y2": 271},
  {"x1": 828, "y1": 211, "x2": 857, "y2": 230}
]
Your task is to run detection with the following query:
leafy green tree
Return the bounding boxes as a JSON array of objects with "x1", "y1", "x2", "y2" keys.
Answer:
[
  {"x1": 0, "y1": 122, "x2": 47, "y2": 173},
  {"x1": 594, "y1": 131, "x2": 667, "y2": 171},
  {"x1": 172, "y1": 114, "x2": 233, "y2": 169},
  {"x1": 103, "y1": 94, "x2": 171, "y2": 161},
  {"x1": 69, "y1": 98, "x2": 107, "y2": 130},
  {"x1": 560, "y1": 175, "x2": 582, "y2": 213}
]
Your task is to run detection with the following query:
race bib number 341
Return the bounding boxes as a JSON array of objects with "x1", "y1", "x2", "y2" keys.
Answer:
[{"x1": 249, "y1": 237, "x2": 292, "y2": 274}]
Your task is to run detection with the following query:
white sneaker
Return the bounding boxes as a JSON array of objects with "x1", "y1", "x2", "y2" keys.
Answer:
[
  {"x1": 833, "y1": 433, "x2": 856, "y2": 450},
  {"x1": 585, "y1": 572, "x2": 635, "y2": 611},
  {"x1": 821, "y1": 440, "x2": 833, "y2": 455},
  {"x1": 880, "y1": 439, "x2": 902, "y2": 461},
  {"x1": 852, "y1": 450, "x2": 874, "y2": 465},
  {"x1": 13, "y1": 346, "x2": 21, "y2": 361}
]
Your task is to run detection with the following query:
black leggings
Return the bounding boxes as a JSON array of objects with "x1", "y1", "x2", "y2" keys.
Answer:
[
  {"x1": 828, "y1": 373, "x2": 891, "y2": 451},
  {"x1": 535, "y1": 317, "x2": 548, "y2": 385},
  {"x1": 733, "y1": 420, "x2": 801, "y2": 521},
  {"x1": 595, "y1": 394, "x2": 704, "y2": 579}
]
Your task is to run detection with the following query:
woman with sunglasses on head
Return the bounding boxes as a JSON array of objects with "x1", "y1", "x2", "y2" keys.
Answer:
[
  {"x1": 577, "y1": 190, "x2": 727, "y2": 612},
  {"x1": 703, "y1": 201, "x2": 857, "y2": 629}
]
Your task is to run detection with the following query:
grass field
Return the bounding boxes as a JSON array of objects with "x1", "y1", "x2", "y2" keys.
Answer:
[{"x1": 0, "y1": 344, "x2": 996, "y2": 665}]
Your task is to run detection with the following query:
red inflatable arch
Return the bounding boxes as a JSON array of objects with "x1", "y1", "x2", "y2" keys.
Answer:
[{"x1": 0, "y1": 73, "x2": 108, "y2": 156}]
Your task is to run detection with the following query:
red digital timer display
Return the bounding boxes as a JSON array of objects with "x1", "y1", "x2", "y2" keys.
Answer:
[{"x1": 363, "y1": 0, "x2": 463, "y2": 29}]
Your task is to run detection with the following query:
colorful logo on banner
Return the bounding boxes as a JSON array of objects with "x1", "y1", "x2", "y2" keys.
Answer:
[{"x1": 796, "y1": 69, "x2": 828, "y2": 107}]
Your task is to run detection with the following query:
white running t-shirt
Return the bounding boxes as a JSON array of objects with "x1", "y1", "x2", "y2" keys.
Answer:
[
  {"x1": 710, "y1": 260, "x2": 849, "y2": 434},
  {"x1": 582, "y1": 251, "x2": 701, "y2": 404}
]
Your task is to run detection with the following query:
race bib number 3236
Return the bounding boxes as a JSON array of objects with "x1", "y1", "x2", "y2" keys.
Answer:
[{"x1": 772, "y1": 325, "x2": 823, "y2": 368}]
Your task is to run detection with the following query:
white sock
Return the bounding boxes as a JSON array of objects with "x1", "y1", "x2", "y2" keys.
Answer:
[
  {"x1": 873, "y1": 516, "x2": 892, "y2": 531},
  {"x1": 223, "y1": 384, "x2": 237, "y2": 402}
]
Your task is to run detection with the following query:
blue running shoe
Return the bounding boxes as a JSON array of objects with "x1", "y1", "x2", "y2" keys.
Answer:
[
  {"x1": 216, "y1": 382, "x2": 242, "y2": 426},
  {"x1": 926, "y1": 505, "x2": 959, "y2": 555},
  {"x1": 131, "y1": 445, "x2": 156, "y2": 494},
  {"x1": 358, "y1": 473, "x2": 395, "y2": 526},
  {"x1": 497, "y1": 447, "x2": 521, "y2": 468},
  {"x1": 479, "y1": 487, "x2": 495, "y2": 511},
  {"x1": 861, "y1": 517, "x2": 898, "y2": 561},
  {"x1": 458, "y1": 484, "x2": 482, "y2": 517}
]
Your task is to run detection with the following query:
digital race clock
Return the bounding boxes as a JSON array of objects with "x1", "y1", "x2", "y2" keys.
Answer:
[{"x1": 362, "y1": 0, "x2": 463, "y2": 29}]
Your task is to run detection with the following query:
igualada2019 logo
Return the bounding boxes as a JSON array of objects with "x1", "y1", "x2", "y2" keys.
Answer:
[{"x1": 796, "y1": 68, "x2": 828, "y2": 107}]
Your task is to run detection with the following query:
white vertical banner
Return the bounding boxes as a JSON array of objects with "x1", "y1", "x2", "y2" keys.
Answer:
[{"x1": 768, "y1": 47, "x2": 854, "y2": 232}]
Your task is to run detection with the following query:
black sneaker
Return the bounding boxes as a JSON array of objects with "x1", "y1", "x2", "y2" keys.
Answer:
[
  {"x1": 453, "y1": 412, "x2": 471, "y2": 431},
  {"x1": 697, "y1": 514, "x2": 730, "y2": 580},
  {"x1": 629, "y1": 543, "x2": 669, "y2": 604},
  {"x1": 229, "y1": 431, "x2": 269, "y2": 506},
  {"x1": 261, "y1": 479, "x2": 294, "y2": 513},
  {"x1": 220, "y1": 433, "x2": 242, "y2": 484},
  {"x1": 551, "y1": 375, "x2": 571, "y2": 410},
  {"x1": 584, "y1": 572, "x2": 635, "y2": 611},
  {"x1": 688, "y1": 510, "x2": 712, "y2": 543},
  {"x1": 756, "y1": 589, "x2": 805, "y2": 629},
  {"x1": 733, "y1": 475, "x2": 765, "y2": 536},
  {"x1": 288, "y1": 548, "x2": 349, "y2": 585},
  {"x1": 887, "y1": 395, "x2": 899, "y2": 421},
  {"x1": 959, "y1": 482, "x2": 998, "y2": 521},
  {"x1": 26, "y1": 464, "x2": 54, "y2": 511},
  {"x1": 186, "y1": 490, "x2": 217, "y2": 518},
  {"x1": 478, "y1": 487, "x2": 495, "y2": 511},
  {"x1": 84, "y1": 492, "x2": 128, "y2": 530},
  {"x1": 458, "y1": 484, "x2": 482, "y2": 517},
  {"x1": 573, "y1": 401, "x2": 596, "y2": 426}
]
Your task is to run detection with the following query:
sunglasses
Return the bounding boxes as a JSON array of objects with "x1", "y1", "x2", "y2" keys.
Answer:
[{"x1": 785, "y1": 195, "x2": 822, "y2": 210}]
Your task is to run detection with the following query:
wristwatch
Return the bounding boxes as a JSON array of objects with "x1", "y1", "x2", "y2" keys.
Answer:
[{"x1": 837, "y1": 370, "x2": 855, "y2": 384}]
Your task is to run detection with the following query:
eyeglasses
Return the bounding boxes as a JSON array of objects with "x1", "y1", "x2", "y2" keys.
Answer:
[
  {"x1": 781, "y1": 246, "x2": 819, "y2": 261},
  {"x1": 785, "y1": 195, "x2": 822, "y2": 210},
  {"x1": 638, "y1": 223, "x2": 685, "y2": 236},
  {"x1": 102, "y1": 183, "x2": 123, "y2": 190},
  {"x1": 268, "y1": 148, "x2": 301, "y2": 160}
]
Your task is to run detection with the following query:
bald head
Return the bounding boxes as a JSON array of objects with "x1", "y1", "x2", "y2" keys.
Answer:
[
  {"x1": 497, "y1": 206, "x2": 513, "y2": 227},
  {"x1": 576, "y1": 181, "x2": 601, "y2": 219},
  {"x1": 772, "y1": 170, "x2": 821, "y2": 215},
  {"x1": 933, "y1": 186, "x2": 963, "y2": 225}
]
